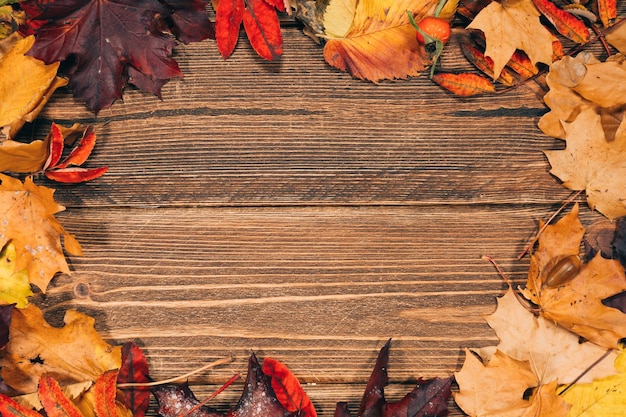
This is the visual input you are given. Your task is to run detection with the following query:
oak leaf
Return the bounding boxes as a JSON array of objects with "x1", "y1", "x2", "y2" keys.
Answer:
[
  {"x1": 0, "y1": 34, "x2": 67, "y2": 139},
  {"x1": 21, "y1": 0, "x2": 212, "y2": 113},
  {"x1": 543, "y1": 108, "x2": 626, "y2": 220},
  {"x1": 0, "y1": 174, "x2": 82, "y2": 292},
  {"x1": 0, "y1": 304, "x2": 122, "y2": 394},
  {"x1": 561, "y1": 349, "x2": 626, "y2": 416},
  {"x1": 521, "y1": 205, "x2": 626, "y2": 349},
  {"x1": 454, "y1": 349, "x2": 570, "y2": 417},
  {"x1": 321, "y1": 0, "x2": 440, "y2": 82},
  {"x1": 0, "y1": 241, "x2": 33, "y2": 309},
  {"x1": 476, "y1": 288, "x2": 619, "y2": 385},
  {"x1": 467, "y1": 0, "x2": 554, "y2": 78}
]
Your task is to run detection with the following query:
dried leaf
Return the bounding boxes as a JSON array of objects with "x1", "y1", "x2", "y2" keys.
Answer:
[
  {"x1": 0, "y1": 34, "x2": 67, "y2": 139},
  {"x1": 215, "y1": 0, "x2": 245, "y2": 58},
  {"x1": 263, "y1": 357, "x2": 316, "y2": 417},
  {"x1": 597, "y1": 0, "x2": 617, "y2": 27},
  {"x1": 467, "y1": 0, "x2": 554, "y2": 78},
  {"x1": 322, "y1": 0, "x2": 439, "y2": 82},
  {"x1": 0, "y1": 303, "x2": 14, "y2": 349},
  {"x1": 543, "y1": 109, "x2": 626, "y2": 220},
  {"x1": 117, "y1": 342, "x2": 151, "y2": 417},
  {"x1": 521, "y1": 205, "x2": 626, "y2": 348},
  {"x1": 242, "y1": 0, "x2": 282, "y2": 60},
  {"x1": 0, "y1": 241, "x2": 33, "y2": 309},
  {"x1": 94, "y1": 370, "x2": 120, "y2": 417},
  {"x1": 38, "y1": 375, "x2": 83, "y2": 417},
  {"x1": 532, "y1": 0, "x2": 589, "y2": 43},
  {"x1": 0, "y1": 139, "x2": 47, "y2": 173},
  {"x1": 153, "y1": 382, "x2": 222, "y2": 417},
  {"x1": 606, "y1": 21, "x2": 626, "y2": 53},
  {"x1": 0, "y1": 174, "x2": 82, "y2": 291},
  {"x1": 432, "y1": 72, "x2": 496, "y2": 96},
  {"x1": 0, "y1": 392, "x2": 42, "y2": 417},
  {"x1": 461, "y1": 41, "x2": 516, "y2": 85},
  {"x1": 0, "y1": 304, "x2": 122, "y2": 394}
]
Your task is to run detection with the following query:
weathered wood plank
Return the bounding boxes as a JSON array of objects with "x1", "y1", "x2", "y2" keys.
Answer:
[{"x1": 25, "y1": 27, "x2": 578, "y2": 208}]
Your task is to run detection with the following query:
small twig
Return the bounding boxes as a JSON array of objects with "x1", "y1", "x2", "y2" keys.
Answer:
[
  {"x1": 481, "y1": 255, "x2": 539, "y2": 314},
  {"x1": 517, "y1": 190, "x2": 583, "y2": 260},
  {"x1": 178, "y1": 373, "x2": 241, "y2": 417},
  {"x1": 557, "y1": 349, "x2": 614, "y2": 396},
  {"x1": 117, "y1": 356, "x2": 233, "y2": 388}
]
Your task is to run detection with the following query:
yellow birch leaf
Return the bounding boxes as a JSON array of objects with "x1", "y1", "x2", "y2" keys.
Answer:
[
  {"x1": 0, "y1": 241, "x2": 33, "y2": 308},
  {"x1": 562, "y1": 350, "x2": 626, "y2": 416},
  {"x1": 0, "y1": 34, "x2": 68, "y2": 140},
  {"x1": 467, "y1": 0, "x2": 553, "y2": 79}
]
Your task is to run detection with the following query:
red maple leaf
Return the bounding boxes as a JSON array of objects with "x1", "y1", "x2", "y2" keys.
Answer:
[
  {"x1": 21, "y1": 0, "x2": 213, "y2": 113},
  {"x1": 215, "y1": 0, "x2": 283, "y2": 60}
]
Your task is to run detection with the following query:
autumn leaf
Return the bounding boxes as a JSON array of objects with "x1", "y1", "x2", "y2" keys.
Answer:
[
  {"x1": 561, "y1": 349, "x2": 626, "y2": 416},
  {"x1": 336, "y1": 339, "x2": 453, "y2": 417},
  {"x1": 543, "y1": 108, "x2": 626, "y2": 220},
  {"x1": 467, "y1": 0, "x2": 554, "y2": 78},
  {"x1": 38, "y1": 375, "x2": 84, "y2": 417},
  {"x1": 538, "y1": 53, "x2": 626, "y2": 141},
  {"x1": 74, "y1": 370, "x2": 134, "y2": 417},
  {"x1": 0, "y1": 174, "x2": 82, "y2": 292},
  {"x1": 0, "y1": 241, "x2": 33, "y2": 308},
  {"x1": 476, "y1": 288, "x2": 619, "y2": 385},
  {"x1": 431, "y1": 72, "x2": 496, "y2": 96},
  {"x1": 0, "y1": 139, "x2": 48, "y2": 174},
  {"x1": 0, "y1": 33, "x2": 67, "y2": 139},
  {"x1": 21, "y1": 0, "x2": 212, "y2": 113},
  {"x1": 262, "y1": 357, "x2": 316, "y2": 417},
  {"x1": 117, "y1": 342, "x2": 151, "y2": 417},
  {"x1": 531, "y1": 0, "x2": 589, "y2": 43},
  {"x1": 0, "y1": 303, "x2": 14, "y2": 349},
  {"x1": 520, "y1": 205, "x2": 626, "y2": 349},
  {"x1": 153, "y1": 382, "x2": 222, "y2": 417},
  {"x1": 0, "y1": 304, "x2": 122, "y2": 394},
  {"x1": 319, "y1": 0, "x2": 440, "y2": 82},
  {"x1": 454, "y1": 349, "x2": 571, "y2": 417},
  {"x1": 0, "y1": 392, "x2": 42, "y2": 417},
  {"x1": 606, "y1": 21, "x2": 626, "y2": 53}
]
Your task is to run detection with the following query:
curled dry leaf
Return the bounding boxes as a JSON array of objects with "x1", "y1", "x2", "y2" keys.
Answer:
[
  {"x1": 0, "y1": 34, "x2": 67, "y2": 140},
  {"x1": 0, "y1": 174, "x2": 82, "y2": 292},
  {"x1": 431, "y1": 72, "x2": 496, "y2": 96},
  {"x1": 531, "y1": 0, "x2": 589, "y2": 43},
  {"x1": 0, "y1": 304, "x2": 122, "y2": 394},
  {"x1": 521, "y1": 205, "x2": 626, "y2": 349},
  {"x1": 606, "y1": 20, "x2": 626, "y2": 53},
  {"x1": 467, "y1": 0, "x2": 554, "y2": 78}
]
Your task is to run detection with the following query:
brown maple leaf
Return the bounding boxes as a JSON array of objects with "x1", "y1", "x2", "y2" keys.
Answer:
[
  {"x1": 467, "y1": 0, "x2": 554, "y2": 78},
  {"x1": 318, "y1": 0, "x2": 440, "y2": 81},
  {"x1": 521, "y1": 204, "x2": 626, "y2": 349},
  {"x1": 0, "y1": 174, "x2": 82, "y2": 292},
  {"x1": 0, "y1": 304, "x2": 122, "y2": 394}
]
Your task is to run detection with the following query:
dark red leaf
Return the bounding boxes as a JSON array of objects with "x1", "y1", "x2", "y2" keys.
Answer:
[
  {"x1": 0, "y1": 393, "x2": 42, "y2": 417},
  {"x1": 153, "y1": 382, "x2": 223, "y2": 417},
  {"x1": 603, "y1": 291, "x2": 626, "y2": 314},
  {"x1": 160, "y1": 0, "x2": 215, "y2": 43},
  {"x1": 242, "y1": 0, "x2": 282, "y2": 60},
  {"x1": 614, "y1": 219, "x2": 626, "y2": 270},
  {"x1": 44, "y1": 166, "x2": 109, "y2": 183},
  {"x1": 38, "y1": 375, "x2": 83, "y2": 417},
  {"x1": 118, "y1": 342, "x2": 151, "y2": 417},
  {"x1": 42, "y1": 123, "x2": 64, "y2": 171},
  {"x1": 336, "y1": 340, "x2": 452, "y2": 417},
  {"x1": 22, "y1": 0, "x2": 193, "y2": 113},
  {"x1": 94, "y1": 370, "x2": 119, "y2": 417},
  {"x1": 262, "y1": 357, "x2": 316, "y2": 417},
  {"x1": 0, "y1": 304, "x2": 14, "y2": 350},
  {"x1": 215, "y1": 0, "x2": 245, "y2": 59},
  {"x1": 532, "y1": 0, "x2": 589, "y2": 43}
]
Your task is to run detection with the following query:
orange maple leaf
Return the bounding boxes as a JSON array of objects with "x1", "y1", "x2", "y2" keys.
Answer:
[
  {"x1": 322, "y1": 0, "x2": 439, "y2": 81},
  {"x1": 0, "y1": 174, "x2": 82, "y2": 292}
]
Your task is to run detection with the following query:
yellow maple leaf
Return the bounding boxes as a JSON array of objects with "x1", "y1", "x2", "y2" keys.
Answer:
[
  {"x1": 562, "y1": 350, "x2": 626, "y2": 416},
  {"x1": 0, "y1": 241, "x2": 33, "y2": 308},
  {"x1": 0, "y1": 34, "x2": 68, "y2": 140},
  {"x1": 0, "y1": 174, "x2": 82, "y2": 292},
  {"x1": 322, "y1": 0, "x2": 439, "y2": 81},
  {"x1": 0, "y1": 304, "x2": 121, "y2": 394},
  {"x1": 467, "y1": 0, "x2": 553, "y2": 79},
  {"x1": 521, "y1": 205, "x2": 626, "y2": 349},
  {"x1": 544, "y1": 109, "x2": 626, "y2": 220}
]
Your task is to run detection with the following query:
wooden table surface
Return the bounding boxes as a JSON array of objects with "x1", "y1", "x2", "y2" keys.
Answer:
[{"x1": 28, "y1": 18, "x2": 610, "y2": 416}]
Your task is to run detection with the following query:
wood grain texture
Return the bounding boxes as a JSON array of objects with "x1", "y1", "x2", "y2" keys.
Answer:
[{"x1": 16, "y1": 18, "x2": 617, "y2": 417}]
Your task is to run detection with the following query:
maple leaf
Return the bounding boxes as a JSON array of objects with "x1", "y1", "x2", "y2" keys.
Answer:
[
  {"x1": 454, "y1": 349, "x2": 571, "y2": 417},
  {"x1": 0, "y1": 241, "x2": 33, "y2": 308},
  {"x1": 476, "y1": 288, "x2": 619, "y2": 385},
  {"x1": 0, "y1": 174, "x2": 82, "y2": 292},
  {"x1": 0, "y1": 304, "x2": 122, "y2": 394},
  {"x1": 520, "y1": 204, "x2": 626, "y2": 349},
  {"x1": 538, "y1": 52, "x2": 626, "y2": 141},
  {"x1": 0, "y1": 33, "x2": 67, "y2": 139},
  {"x1": 319, "y1": 0, "x2": 440, "y2": 82},
  {"x1": 21, "y1": 0, "x2": 212, "y2": 113},
  {"x1": 561, "y1": 349, "x2": 626, "y2": 416},
  {"x1": 335, "y1": 339, "x2": 453, "y2": 417},
  {"x1": 543, "y1": 108, "x2": 626, "y2": 220},
  {"x1": 467, "y1": 0, "x2": 554, "y2": 78},
  {"x1": 215, "y1": 0, "x2": 283, "y2": 60}
]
